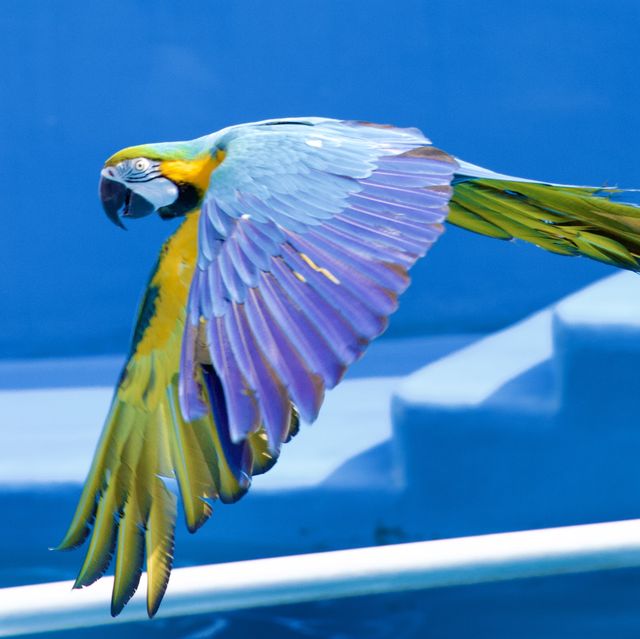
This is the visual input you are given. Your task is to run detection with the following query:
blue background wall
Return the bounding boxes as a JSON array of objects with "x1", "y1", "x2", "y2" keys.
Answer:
[{"x1": 1, "y1": 0, "x2": 638, "y2": 358}]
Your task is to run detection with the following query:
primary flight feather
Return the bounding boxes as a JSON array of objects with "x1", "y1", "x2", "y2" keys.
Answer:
[{"x1": 57, "y1": 117, "x2": 640, "y2": 617}]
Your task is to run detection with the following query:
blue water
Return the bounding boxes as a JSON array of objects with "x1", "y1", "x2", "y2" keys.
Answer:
[
  {"x1": 19, "y1": 569, "x2": 640, "y2": 638},
  {"x1": 5, "y1": 479, "x2": 640, "y2": 638}
]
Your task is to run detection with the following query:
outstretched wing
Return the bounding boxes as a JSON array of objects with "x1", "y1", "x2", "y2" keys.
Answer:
[
  {"x1": 180, "y1": 119, "x2": 457, "y2": 452},
  {"x1": 56, "y1": 213, "x2": 289, "y2": 617},
  {"x1": 61, "y1": 118, "x2": 455, "y2": 618}
]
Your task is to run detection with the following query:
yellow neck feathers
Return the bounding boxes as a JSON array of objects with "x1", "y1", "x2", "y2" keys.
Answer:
[{"x1": 160, "y1": 149, "x2": 226, "y2": 194}]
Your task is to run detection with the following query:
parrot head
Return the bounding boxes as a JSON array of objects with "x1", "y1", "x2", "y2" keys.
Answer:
[{"x1": 99, "y1": 140, "x2": 223, "y2": 228}]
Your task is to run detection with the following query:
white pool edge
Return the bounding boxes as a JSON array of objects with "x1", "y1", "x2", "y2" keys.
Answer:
[{"x1": 2, "y1": 518, "x2": 640, "y2": 636}]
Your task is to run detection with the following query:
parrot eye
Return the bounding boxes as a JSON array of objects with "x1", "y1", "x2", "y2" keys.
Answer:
[
  {"x1": 119, "y1": 157, "x2": 161, "y2": 184},
  {"x1": 134, "y1": 158, "x2": 150, "y2": 172}
]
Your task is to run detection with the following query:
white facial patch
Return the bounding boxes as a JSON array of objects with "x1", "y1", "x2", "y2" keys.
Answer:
[{"x1": 130, "y1": 177, "x2": 179, "y2": 209}]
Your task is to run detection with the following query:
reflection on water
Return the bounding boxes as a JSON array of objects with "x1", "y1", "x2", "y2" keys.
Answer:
[{"x1": 26, "y1": 593, "x2": 426, "y2": 639}]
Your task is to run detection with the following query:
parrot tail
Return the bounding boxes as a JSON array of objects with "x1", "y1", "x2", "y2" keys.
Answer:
[{"x1": 449, "y1": 159, "x2": 640, "y2": 271}]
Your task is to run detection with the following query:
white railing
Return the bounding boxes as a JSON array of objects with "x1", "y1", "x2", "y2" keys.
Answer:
[{"x1": 2, "y1": 519, "x2": 640, "y2": 636}]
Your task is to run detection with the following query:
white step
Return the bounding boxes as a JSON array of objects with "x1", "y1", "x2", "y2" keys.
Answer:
[{"x1": 393, "y1": 271, "x2": 640, "y2": 538}]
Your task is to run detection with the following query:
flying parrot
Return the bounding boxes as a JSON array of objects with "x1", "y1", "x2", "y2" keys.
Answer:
[{"x1": 56, "y1": 118, "x2": 640, "y2": 617}]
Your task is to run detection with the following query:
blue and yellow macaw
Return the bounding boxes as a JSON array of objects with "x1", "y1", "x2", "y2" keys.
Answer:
[{"x1": 57, "y1": 118, "x2": 640, "y2": 617}]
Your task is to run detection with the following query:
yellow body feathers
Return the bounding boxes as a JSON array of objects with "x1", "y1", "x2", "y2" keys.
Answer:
[{"x1": 57, "y1": 211, "x2": 287, "y2": 616}]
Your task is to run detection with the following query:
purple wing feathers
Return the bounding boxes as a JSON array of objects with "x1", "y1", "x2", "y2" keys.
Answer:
[{"x1": 179, "y1": 119, "x2": 457, "y2": 453}]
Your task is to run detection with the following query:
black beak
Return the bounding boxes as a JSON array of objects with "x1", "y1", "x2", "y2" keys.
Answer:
[{"x1": 99, "y1": 173, "x2": 156, "y2": 229}]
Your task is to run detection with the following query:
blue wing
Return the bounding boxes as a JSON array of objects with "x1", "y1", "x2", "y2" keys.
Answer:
[{"x1": 179, "y1": 118, "x2": 456, "y2": 453}]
